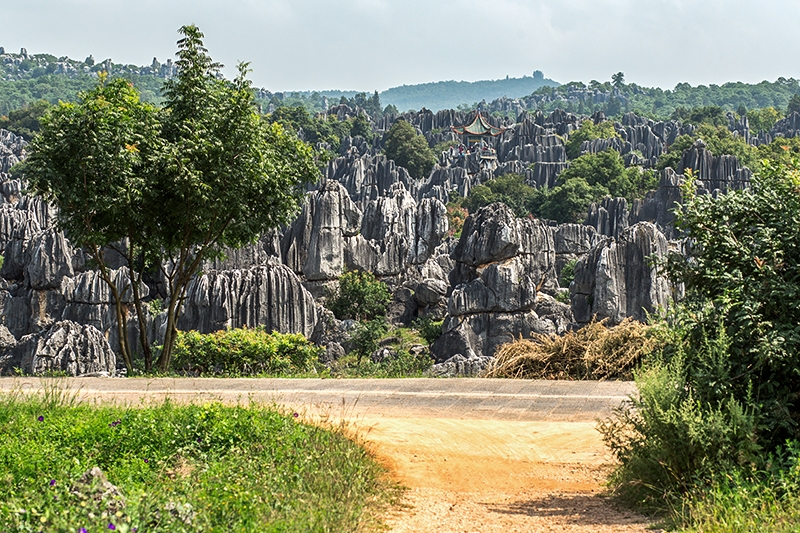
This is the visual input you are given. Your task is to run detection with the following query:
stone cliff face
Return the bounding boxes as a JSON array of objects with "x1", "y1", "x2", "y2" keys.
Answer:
[
  {"x1": 431, "y1": 203, "x2": 572, "y2": 362},
  {"x1": 571, "y1": 222, "x2": 672, "y2": 324}
]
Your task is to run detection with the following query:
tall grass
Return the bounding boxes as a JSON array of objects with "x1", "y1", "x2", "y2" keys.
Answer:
[{"x1": 0, "y1": 385, "x2": 395, "y2": 532}]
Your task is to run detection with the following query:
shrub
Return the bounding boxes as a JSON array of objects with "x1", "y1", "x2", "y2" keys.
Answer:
[
  {"x1": 171, "y1": 327, "x2": 323, "y2": 375},
  {"x1": 327, "y1": 270, "x2": 391, "y2": 321},
  {"x1": 486, "y1": 318, "x2": 654, "y2": 380},
  {"x1": 350, "y1": 318, "x2": 389, "y2": 365},
  {"x1": 412, "y1": 316, "x2": 444, "y2": 345},
  {"x1": 559, "y1": 258, "x2": 578, "y2": 288},
  {"x1": 445, "y1": 197, "x2": 468, "y2": 238},
  {"x1": 599, "y1": 325, "x2": 758, "y2": 511}
]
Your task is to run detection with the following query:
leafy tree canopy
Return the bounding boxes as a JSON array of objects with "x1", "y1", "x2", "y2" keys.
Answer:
[
  {"x1": 746, "y1": 106, "x2": 783, "y2": 133},
  {"x1": 0, "y1": 100, "x2": 50, "y2": 140},
  {"x1": 383, "y1": 119, "x2": 436, "y2": 179},
  {"x1": 558, "y1": 149, "x2": 656, "y2": 201},
  {"x1": 26, "y1": 25, "x2": 318, "y2": 372},
  {"x1": 461, "y1": 173, "x2": 545, "y2": 218},
  {"x1": 565, "y1": 119, "x2": 619, "y2": 159},
  {"x1": 665, "y1": 158, "x2": 800, "y2": 450}
]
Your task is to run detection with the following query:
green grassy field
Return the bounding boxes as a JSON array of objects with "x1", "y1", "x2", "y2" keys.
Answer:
[{"x1": 0, "y1": 385, "x2": 397, "y2": 532}]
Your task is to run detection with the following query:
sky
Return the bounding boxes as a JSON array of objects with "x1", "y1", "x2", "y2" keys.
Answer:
[{"x1": 1, "y1": 0, "x2": 798, "y2": 93}]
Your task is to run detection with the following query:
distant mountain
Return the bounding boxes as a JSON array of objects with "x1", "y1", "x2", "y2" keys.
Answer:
[{"x1": 379, "y1": 71, "x2": 560, "y2": 112}]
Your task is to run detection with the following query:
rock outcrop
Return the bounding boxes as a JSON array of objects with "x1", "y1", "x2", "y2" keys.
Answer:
[
  {"x1": 571, "y1": 222, "x2": 672, "y2": 324},
  {"x1": 0, "y1": 320, "x2": 116, "y2": 376},
  {"x1": 432, "y1": 203, "x2": 571, "y2": 362},
  {"x1": 179, "y1": 262, "x2": 318, "y2": 339}
]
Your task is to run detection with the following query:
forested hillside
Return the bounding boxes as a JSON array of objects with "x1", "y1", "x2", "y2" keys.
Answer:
[{"x1": 2, "y1": 47, "x2": 800, "y2": 125}]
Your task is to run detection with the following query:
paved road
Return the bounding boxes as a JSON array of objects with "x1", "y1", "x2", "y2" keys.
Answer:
[{"x1": 0, "y1": 377, "x2": 636, "y2": 422}]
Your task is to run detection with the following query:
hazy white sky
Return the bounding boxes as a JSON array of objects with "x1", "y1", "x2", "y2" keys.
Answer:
[{"x1": 2, "y1": 0, "x2": 797, "y2": 92}]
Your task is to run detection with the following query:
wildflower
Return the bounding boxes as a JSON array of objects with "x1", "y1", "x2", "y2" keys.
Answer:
[
  {"x1": 144, "y1": 459, "x2": 149, "y2": 463},
  {"x1": 37, "y1": 415, "x2": 44, "y2": 422},
  {"x1": 108, "y1": 419, "x2": 121, "y2": 428},
  {"x1": 49, "y1": 479, "x2": 56, "y2": 486},
  {"x1": 293, "y1": 412, "x2": 299, "y2": 418},
  {"x1": 108, "y1": 523, "x2": 116, "y2": 530},
  {"x1": 79, "y1": 529, "x2": 88, "y2": 533}
]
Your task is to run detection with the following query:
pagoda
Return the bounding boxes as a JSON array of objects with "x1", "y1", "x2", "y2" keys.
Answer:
[{"x1": 451, "y1": 112, "x2": 506, "y2": 172}]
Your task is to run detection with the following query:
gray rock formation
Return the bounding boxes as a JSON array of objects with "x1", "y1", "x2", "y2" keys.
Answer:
[
  {"x1": 630, "y1": 168, "x2": 684, "y2": 239},
  {"x1": 179, "y1": 262, "x2": 318, "y2": 339},
  {"x1": 679, "y1": 139, "x2": 751, "y2": 193},
  {"x1": 428, "y1": 353, "x2": 492, "y2": 377},
  {"x1": 586, "y1": 197, "x2": 629, "y2": 238},
  {"x1": 571, "y1": 222, "x2": 672, "y2": 324},
  {"x1": 432, "y1": 203, "x2": 571, "y2": 361},
  {"x1": 0, "y1": 320, "x2": 116, "y2": 376}
]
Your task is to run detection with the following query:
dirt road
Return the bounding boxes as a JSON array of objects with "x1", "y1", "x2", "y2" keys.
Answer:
[{"x1": 0, "y1": 377, "x2": 652, "y2": 532}]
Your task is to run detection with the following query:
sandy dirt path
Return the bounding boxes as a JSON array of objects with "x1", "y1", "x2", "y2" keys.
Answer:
[{"x1": 0, "y1": 378, "x2": 653, "y2": 532}]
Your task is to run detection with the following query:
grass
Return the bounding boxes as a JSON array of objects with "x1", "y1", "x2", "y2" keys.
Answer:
[
  {"x1": 0, "y1": 383, "x2": 397, "y2": 532},
  {"x1": 486, "y1": 318, "x2": 655, "y2": 380},
  {"x1": 673, "y1": 461, "x2": 800, "y2": 533}
]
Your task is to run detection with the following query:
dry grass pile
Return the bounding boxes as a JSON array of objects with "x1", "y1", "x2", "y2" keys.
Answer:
[{"x1": 486, "y1": 318, "x2": 656, "y2": 380}]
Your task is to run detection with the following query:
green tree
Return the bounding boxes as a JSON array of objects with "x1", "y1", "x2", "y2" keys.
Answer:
[
  {"x1": 25, "y1": 77, "x2": 164, "y2": 371},
  {"x1": 0, "y1": 100, "x2": 50, "y2": 140},
  {"x1": 746, "y1": 106, "x2": 782, "y2": 132},
  {"x1": 26, "y1": 26, "x2": 318, "y2": 373},
  {"x1": 787, "y1": 93, "x2": 800, "y2": 114},
  {"x1": 383, "y1": 119, "x2": 436, "y2": 179},
  {"x1": 558, "y1": 150, "x2": 657, "y2": 201},
  {"x1": 669, "y1": 158, "x2": 800, "y2": 447},
  {"x1": 540, "y1": 178, "x2": 607, "y2": 224},
  {"x1": 462, "y1": 173, "x2": 545, "y2": 217},
  {"x1": 611, "y1": 72, "x2": 625, "y2": 88},
  {"x1": 327, "y1": 270, "x2": 391, "y2": 321},
  {"x1": 349, "y1": 113, "x2": 374, "y2": 142},
  {"x1": 565, "y1": 119, "x2": 619, "y2": 159}
]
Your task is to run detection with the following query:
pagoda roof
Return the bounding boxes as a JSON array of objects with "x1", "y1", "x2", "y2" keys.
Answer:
[{"x1": 452, "y1": 113, "x2": 506, "y2": 137}]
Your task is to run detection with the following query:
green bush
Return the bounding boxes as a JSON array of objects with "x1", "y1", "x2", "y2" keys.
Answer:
[
  {"x1": 333, "y1": 325, "x2": 433, "y2": 377},
  {"x1": 350, "y1": 318, "x2": 389, "y2": 365},
  {"x1": 679, "y1": 444, "x2": 800, "y2": 532},
  {"x1": 172, "y1": 327, "x2": 323, "y2": 376},
  {"x1": 383, "y1": 119, "x2": 437, "y2": 179},
  {"x1": 602, "y1": 158, "x2": 800, "y2": 510},
  {"x1": 327, "y1": 270, "x2": 391, "y2": 321},
  {"x1": 413, "y1": 316, "x2": 443, "y2": 345},
  {"x1": 559, "y1": 259, "x2": 578, "y2": 288},
  {"x1": 599, "y1": 325, "x2": 758, "y2": 510},
  {"x1": 565, "y1": 119, "x2": 619, "y2": 159}
]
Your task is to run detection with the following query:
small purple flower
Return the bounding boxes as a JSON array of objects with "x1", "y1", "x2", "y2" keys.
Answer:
[
  {"x1": 108, "y1": 523, "x2": 116, "y2": 530},
  {"x1": 143, "y1": 458, "x2": 149, "y2": 463},
  {"x1": 293, "y1": 412, "x2": 299, "y2": 418},
  {"x1": 79, "y1": 529, "x2": 87, "y2": 533},
  {"x1": 37, "y1": 415, "x2": 44, "y2": 422},
  {"x1": 49, "y1": 479, "x2": 56, "y2": 487},
  {"x1": 196, "y1": 438, "x2": 202, "y2": 443},
  {"x1": 108, "y1": 419, "x2": 121, "y2": 428}
]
